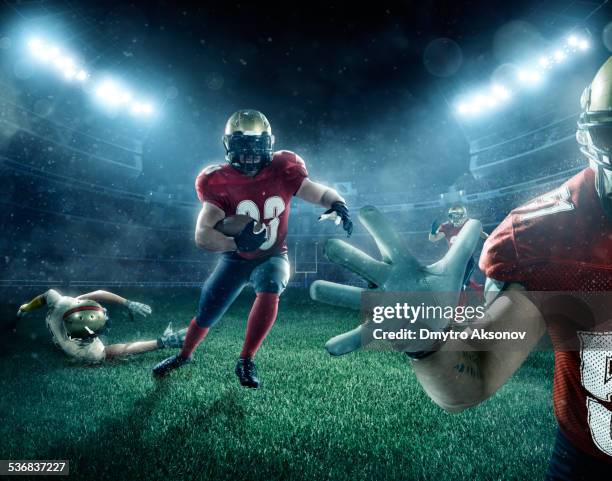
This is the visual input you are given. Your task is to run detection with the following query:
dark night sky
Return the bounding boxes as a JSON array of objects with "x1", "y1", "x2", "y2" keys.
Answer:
[{"x1": 1, "y1": 0, "x2": 609, "y2": 193}]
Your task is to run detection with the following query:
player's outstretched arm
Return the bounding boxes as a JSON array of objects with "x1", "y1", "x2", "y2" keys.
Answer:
[
  {"x1": 311, "y1": 206, "x2": 481, "y2": 355},
  {"x1": 310, "y1": 206, "x2": 545, "y2": 411},
  {"x1": 295, "y1": 178, "x2": 345, "y2": 207},
  {"x1": 77, "y1": 290, "x2": 127, "y2": 304},
  {"x1": 77, "y1": 290, "x2": 152, "y2": 318},
  {"x1": 195, "y1": 202, "x2": 238, "y2": 252},
  {"x1": 17, "y1": 294, "x2": 46, "y2": 316},
  {"x1": 428, "y1": 220, "x2": 444, "y2": 242},
  {"x1": 411, "y1": 284, "x2": 545, "y2": 412},
  {"x1": 17, "y1": 289, "x2": 61, "y2": 317},
  {"x1": 296, "y1": 178, "x2": 353, "y2": 236}
]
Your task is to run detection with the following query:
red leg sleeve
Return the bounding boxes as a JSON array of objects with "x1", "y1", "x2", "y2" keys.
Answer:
[
  {"x1": 179, "y1": 317, "x2": 209, "y2": 359},
  {"x1": 240, "y1": 293, "x2": 280, "y2": 359}
]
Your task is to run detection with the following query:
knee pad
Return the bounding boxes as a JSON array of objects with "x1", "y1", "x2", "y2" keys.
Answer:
[{"x1": 251, "y1": 256, "x2": 290, "y2": 294}]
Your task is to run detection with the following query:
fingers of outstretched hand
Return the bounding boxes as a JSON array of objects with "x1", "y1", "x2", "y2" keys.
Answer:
[
  {"x1": 309, "y1": 280, "x2": 363, "y2": 310},
  {"x1": 325, "y1": 239, "x2": 389, "y2": 286},
  {"x1": 358, "y1": 206, "x2": 418, "y2": 267},
  {"x1": 325, "y1": 325, "x2": 364, "y2": 356}
]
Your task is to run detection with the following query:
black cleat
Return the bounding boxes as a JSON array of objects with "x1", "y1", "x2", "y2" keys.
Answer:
[
  {"x1": 152, "y1": 354, "x2": 192, "y2": 377},
  {"x1": 235, "y1": 357, "x2": 260, "y2": 389}
]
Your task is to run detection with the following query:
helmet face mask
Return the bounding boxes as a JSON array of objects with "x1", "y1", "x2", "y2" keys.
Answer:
[
  {"x1": 223, "y1": 110, "x2": 274, "y2": 176},
  {"x1": 223, "y1": 131, "x2": 274, "y2": 176},
  {"x1": 62, "y1": 301, "x2": 108, "y2": 340},
  {"x1": 577, "y1": 116, "x2": 612, "y2": 166},
  {"x1": 448, "y1": 205, "x2": 467, "y2": 227},
  {"x1": 577, "y1": 56, "x2": 612, "y2": 217}
]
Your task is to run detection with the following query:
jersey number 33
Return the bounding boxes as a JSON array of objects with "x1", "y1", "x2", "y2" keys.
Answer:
[{"x1": 236, "y1": 197, "x2": 285, "y2": 251}]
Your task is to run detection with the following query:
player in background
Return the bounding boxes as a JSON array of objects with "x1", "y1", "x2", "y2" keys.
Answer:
[
  {"x1": 312, "y1": 57, "x2": 612, "y2": 478},
  {"x1": 429, "y1": 205, "x2": 488, "y2": 291},
  {"x1": 15, "y1": 289, "x2": 185, "y2": 363},
  {"x1": 153, "y1": 110, "x2": 352, "y2": 388}
]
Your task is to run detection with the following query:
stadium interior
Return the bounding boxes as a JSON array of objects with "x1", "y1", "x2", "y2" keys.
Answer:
[
  {"x1": 1, "y1": 1, "x2": 611, "y2": 479},
  {"x1": 1, "y1": 2, "x2": 609, "y2": 300}
]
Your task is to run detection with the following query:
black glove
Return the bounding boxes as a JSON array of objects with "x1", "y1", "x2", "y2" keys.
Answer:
[
  {"x1": 320, "y1": 201, "x2": 353, "y2": 237},
  {"x1": 430, "y1": 220, "x2": 440, "y2": 235},
  {"x1": 235, "y1": 219, "x2": 267, "y2": 252}
]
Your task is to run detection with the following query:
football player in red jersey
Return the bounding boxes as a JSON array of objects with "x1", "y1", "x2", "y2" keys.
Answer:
[
  {"x1": 429, "y1": 205, "x2": 488, "y2": 291},
  {"x1": 153, "y1": 110, "x2": 352, "y2": 388},
  {"x1": 429, "y1": 205, "x2": 471, "y2": 247},
  {"x1": 311, "y1": 58, "x2": 612, "y2": 478}
]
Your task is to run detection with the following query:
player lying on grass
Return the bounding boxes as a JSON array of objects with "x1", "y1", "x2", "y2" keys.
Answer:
[
  {"x1": 311, "y1": 57, "x2": 612, "y2": 479},
  {"x1": 16, "y1": 289, "x2": 186, "y2": 363},
  {"x1": 152, "y1": 109, "x2": 352, "y2": 388}
]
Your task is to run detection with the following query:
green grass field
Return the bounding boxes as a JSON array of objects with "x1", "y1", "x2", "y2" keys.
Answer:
[{"x1": 0, "y1": 289, "x2": 556, "y2": 480}]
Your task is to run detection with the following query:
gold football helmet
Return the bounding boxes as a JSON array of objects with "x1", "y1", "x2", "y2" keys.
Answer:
[
  {"x1": 577, "y1": 56, "x2": 612, "y2": 216},
  {"x1": 448, "y1": 204, "x2": 468, "y2": 227},
  {"x1": 62, "y1": 299, "x2": 108, "y2": 339},
  {"x1": 222, "y1": 110, "x2": 275, "y2": 176}
]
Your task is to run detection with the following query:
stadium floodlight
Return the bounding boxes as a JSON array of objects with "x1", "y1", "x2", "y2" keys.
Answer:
[
  {"x1": 25, "y1": 35, "x2": 158, "y2": 120},
  {"x1": 130, "y1": 102, "x2": 143, "y2": 115},
  {"x1": 95, "y1": 80, "x2": 122, "y2": 106},
  {"x1": 76, "y1": 69, "x2": 88, "y2": 81},
  {"x1": 119, "y1": 90, "x2": 132, "y2": 104},
  {"x1": 28, "y1": 38, "x2": 56, "y2": 63},
  {"x1": 455, "y1": 29, "x2": 591, "y2": 118},
  {"x1": 553, "y1": 50, "x2": 566, "y2": 62},
  {"x1": 491, "y1": 84, "x2": 511, "y2": 100},
  {"x1": 48, "y1": 46, "x2": 61, "y2": 61},
  {"x1": 130, "y1": 101, "x2": 155, "y2": 116},
  {"x1": 27, "y1": 38, "x2": 88, "y2": 84},
  {"x1": 27, "y1": 37, "x2": 42, "y2": 53},
  {"x1": 457, "y1": 102, "x2": 470, "y2": 115},
  {"x1": 518, "y1": 69, "x2": 542, "y2": 85},
  {"x1": 63, "y1": 66, "x2": 76, "y2": 80},
  {"x1": 539, "y1": 56, "x2": 550, "y2": 68}
]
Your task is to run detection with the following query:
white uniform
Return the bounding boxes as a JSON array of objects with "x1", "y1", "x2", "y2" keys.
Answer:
[{"x1": 44, "y1": 290, "x2": 106, "y2": 363}]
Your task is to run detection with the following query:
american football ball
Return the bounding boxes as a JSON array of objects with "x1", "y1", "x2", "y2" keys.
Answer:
[{"x1": 214, "y1": 214, "x2": 263, "y2": 237}]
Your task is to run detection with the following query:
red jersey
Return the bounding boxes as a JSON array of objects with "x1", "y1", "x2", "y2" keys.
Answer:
[
  {"x1": 438, "y1": 221, "x2": 465, "y2": 247},
  {"x1": 195, "y1": 150, "x2": 308, "y2": 259},
  {"x1": 480, "y1": 168, "x2": 612, "y2": 461}
]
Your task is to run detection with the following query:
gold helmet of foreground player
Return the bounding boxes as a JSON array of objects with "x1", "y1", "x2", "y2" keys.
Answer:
[
  {"x1": 576, "y1": 56, "x2": 612, "y2": 216},
  {"x1": 448, "y1": 205, "x2": 468, "y2": 227},
  {"x1": 222, "y1": 110, "x2": 275, "y2": 176},
  {"x1": 62, "y1": 299, "x2": 108, "y2": 339}
]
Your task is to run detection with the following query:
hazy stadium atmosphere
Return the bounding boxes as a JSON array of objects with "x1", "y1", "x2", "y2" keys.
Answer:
[{"x1": 1, "y1": 1, "x2": 611, "y2": 480}]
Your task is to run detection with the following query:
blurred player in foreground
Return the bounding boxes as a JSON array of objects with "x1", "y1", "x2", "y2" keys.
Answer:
[
  {"x1": 152, "y1": 109, "x2": 352, "y2": 388},
  {"x1": 16, "y1": 289, "x2": 185, "y2": 363},
  {"x1": 312, "y1": 58, "x2": 612, "y2": 479}
]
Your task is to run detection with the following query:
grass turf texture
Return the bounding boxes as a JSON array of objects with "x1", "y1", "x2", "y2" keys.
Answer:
[{"x1": 0, "y1": 288, "x2": 555, "y2": 481}]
